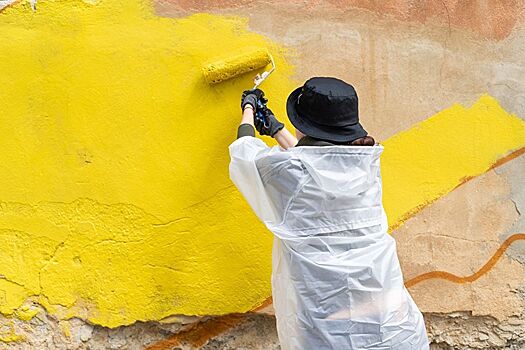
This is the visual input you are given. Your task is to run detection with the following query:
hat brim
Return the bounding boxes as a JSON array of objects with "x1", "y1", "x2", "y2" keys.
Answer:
[{"x1": 286, "y1": 87, "x2": 368, "y2": 143}]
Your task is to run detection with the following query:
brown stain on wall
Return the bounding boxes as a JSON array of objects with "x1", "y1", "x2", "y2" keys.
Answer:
[
  {"x1": 489, "y1": 145, "x2": 525, "y2": 170},
  {"x1": 252, "y1": 295, "x2": 273, "y2": 312},
  {"x1": 145, "y1": 314, "x2": 246, "y2": 350},
  {"x1": 155, "y1": 0, "x2": 525, "y2": 40},
  {"x1": 405, "y1": 233, "x2": 525, "y2": 288}
]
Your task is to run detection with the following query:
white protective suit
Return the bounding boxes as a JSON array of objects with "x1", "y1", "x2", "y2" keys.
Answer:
[{"x1": 229, "y1": 136, "x2": 429, "y2": 350}]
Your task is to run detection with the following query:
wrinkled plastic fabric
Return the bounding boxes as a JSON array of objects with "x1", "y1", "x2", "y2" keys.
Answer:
[{"x1": 229, "y1": 137, "x2": 429, "y2": 350}]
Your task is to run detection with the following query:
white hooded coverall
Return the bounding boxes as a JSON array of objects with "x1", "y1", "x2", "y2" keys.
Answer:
[{"x1": 229, "y1": 136, "x2": 429, "y2": 350}]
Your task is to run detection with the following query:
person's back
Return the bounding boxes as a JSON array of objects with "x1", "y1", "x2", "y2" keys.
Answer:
[
  {"x1": 229, "y1": 77, "x2": 429, "y2": 349},
  {"x1": 250, "y1": 143, "x2": 383, "y2": 233}
]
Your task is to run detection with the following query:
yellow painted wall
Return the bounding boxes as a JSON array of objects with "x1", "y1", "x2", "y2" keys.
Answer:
[
  {"x1": 0, "y1": 0, "x2": 296, "y2": 327},
  {"x1": 0, "y1": 0, "x2": 524, "y2": 328}
]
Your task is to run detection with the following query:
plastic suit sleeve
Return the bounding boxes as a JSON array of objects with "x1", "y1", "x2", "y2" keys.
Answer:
[{"x1": 228, "y1": 137, "x2": 279, "y2": 225}]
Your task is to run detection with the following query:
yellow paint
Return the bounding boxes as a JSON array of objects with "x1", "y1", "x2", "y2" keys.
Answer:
[
  {"x1": 0, "y1": 279, "x2": 28, "y2": 316},
  {"x1": 0, "y1": 334, "x2": 23, "y2": 344},
  {"x1": 59, "y1": 320, "x2": 72, "y2": 338},
  {"x1": 0, "y1": 320, "x2": 23, "y2": 343},
  {"x1": 0, "y1": 0, "x2": 295, "y2": 327},
  {"x1": 203, "y1": 48, "x2": 272, "y2": 84},
  {"x1": 0, "y1": 0, "x2": 524, "y2": 330},
  {"x1": 14, "y1": 304, "x2": 39, "y2": 321},
  {"x1": 382, "y1": 95, "x2": 525, "y2": 230}
]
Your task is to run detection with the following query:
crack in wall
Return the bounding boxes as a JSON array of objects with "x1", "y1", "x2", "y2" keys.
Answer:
[{"x1": 0, "y1": 275, "x2": 27, "y2": 290}]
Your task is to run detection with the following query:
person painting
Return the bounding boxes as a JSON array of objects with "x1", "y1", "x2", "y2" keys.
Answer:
[{"x1": 229, "y1": 77, "x2": 429, "y2": 349}]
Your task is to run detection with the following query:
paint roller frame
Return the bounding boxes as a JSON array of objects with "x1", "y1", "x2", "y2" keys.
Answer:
[{"x1": 252, "y1": 53, "x2": 275, "y2": 89}]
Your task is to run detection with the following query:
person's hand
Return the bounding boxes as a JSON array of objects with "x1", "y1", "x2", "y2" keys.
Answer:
[
  {"x1": 241, "y1": 88, "x2": 266, "y2": 111},
  {"x1": 255, "y1": 107, "x2": 284, "y2": 137}
]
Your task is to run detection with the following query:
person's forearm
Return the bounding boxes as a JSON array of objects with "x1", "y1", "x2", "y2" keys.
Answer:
[
  {"x1": 236, "y1": 107, "x2": 256, "y2": 139},
  {"x1": 274, "y1": 128, "x2": 298, "y2": 150},
  {"x1": 240, "y1": 106, "x2": 254, "y2": 126}
]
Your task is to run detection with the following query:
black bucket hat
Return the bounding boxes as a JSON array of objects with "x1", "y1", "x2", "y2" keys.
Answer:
[{"x1": 286, "y1": 77, "x2": 367, "y2": 143}]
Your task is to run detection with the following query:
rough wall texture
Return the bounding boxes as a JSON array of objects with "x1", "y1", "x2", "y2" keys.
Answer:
[{"x1": 1, "y1": 0, "x2": 525, "y2": 349}]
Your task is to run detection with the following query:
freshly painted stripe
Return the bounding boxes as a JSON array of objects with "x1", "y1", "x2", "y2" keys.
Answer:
[{"x1": 382, "y1": 95, "x2": 525, "y2": 230}]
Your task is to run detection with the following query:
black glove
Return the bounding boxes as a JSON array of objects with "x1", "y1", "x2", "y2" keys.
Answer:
[
  {"x1": 255, "y1": 107, "x2": 284, "y2": 137},
  {"x1": 241, "y1": 88, "x2": 266, "y2": 111}
]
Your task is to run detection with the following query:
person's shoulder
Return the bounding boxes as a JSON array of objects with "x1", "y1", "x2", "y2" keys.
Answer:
[{"x1": 229, "y1": 136, "x2": 266, "y2": 150}]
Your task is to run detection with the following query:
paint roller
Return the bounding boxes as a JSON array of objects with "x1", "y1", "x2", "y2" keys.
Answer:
[
  {"x1": 202, "y1": 48, "x2": 276, "y2": 127},
  {"x1": 202, "y1": 48, "x2": 275, "y2": 87}
]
